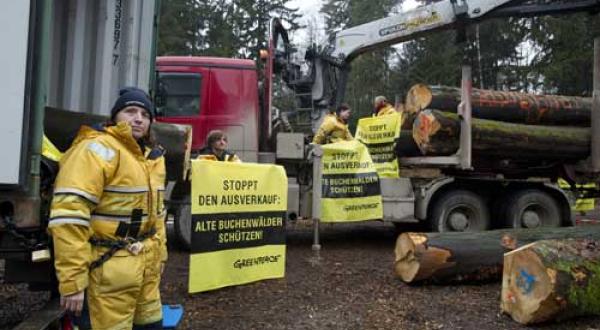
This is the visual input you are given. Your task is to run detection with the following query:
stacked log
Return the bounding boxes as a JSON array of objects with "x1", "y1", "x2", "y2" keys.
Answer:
[
  {"x1": 412, "y1": 110, "x2": 590, "y2": 160},
  {"x1": 401, "y1": 84, "x2": 594, "y2": 163},
  {"x1": 396, "y1": 111, "x2": 421, "y2": 157},
  {"x1": 394, "y1": 226, "x2": 600, "y2": 284},
  {"x1": 405, "y1": 84, "x2": 592, "y2": 126},
  {"x1": 501, "y1": 238, "x2": 600, "y2": 324}
]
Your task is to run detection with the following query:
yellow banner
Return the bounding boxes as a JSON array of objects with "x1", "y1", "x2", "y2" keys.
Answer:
[
  {"x1": 320, "y1": 140, "x2": 383, "y2": 222},
  {"x1": 355, "y1": 112, "x2": 402, "y2": 178},
  {"x1": 558, "y1": 179, "x2": 596, "y2": 212},
  {"x1": 189, "y1": 161, "x2": 287, "y2": 293}
]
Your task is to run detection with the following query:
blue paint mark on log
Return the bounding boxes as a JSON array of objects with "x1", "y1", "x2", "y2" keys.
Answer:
[{"x1": 516, "y1": 268, "x2": 536, "y2": 295}]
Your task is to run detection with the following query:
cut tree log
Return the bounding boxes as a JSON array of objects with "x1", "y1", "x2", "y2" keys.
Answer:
[
  {"x1": 394, "y1": 112, "x2": 421, "y2": 157},
  {"x1": 405, "y1": 84, "x2": 592, "y2": 126},
  {"x1": 395, "y1": 129, "x2": 421, "y2": 157},
  {"x1": 394, "y1": 226, "x2": 600, "y2": 284},
  {"x1": 412, "y1": 110, "x2": 590, "y2": 160},
  {"x1": 501, "y1": 238, "x2": 600, "y2": 324}
]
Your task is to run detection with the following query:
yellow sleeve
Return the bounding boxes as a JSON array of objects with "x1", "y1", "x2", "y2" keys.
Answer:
[
  {"x1": 344, "y1": 127, "x2": 354, "y2": 141},
  {"x1": 312, "y1": 118, "x2": 335, "y2": 144},
  {"x1": 156, "y1": 158, "x2": 168, "y2": 263},
  {"x1": 49, "y1": 139, "x2": 117, "y2": 295}
]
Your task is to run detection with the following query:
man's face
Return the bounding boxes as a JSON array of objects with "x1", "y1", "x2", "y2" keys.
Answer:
[
  {"x1": 339, "y1": 109, "x2": 351, "y2": 121},
  {"x1": 211, "y1": 135, "x2": 228, "y2": 152},
  {"x1": 114, "y1": 106, "x2": 151, "y2": 140}
]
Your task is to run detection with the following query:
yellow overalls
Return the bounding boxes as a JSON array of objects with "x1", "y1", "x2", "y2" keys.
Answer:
[{"x1": 49, "y1": 122, "x2": 167, "y2": 329}]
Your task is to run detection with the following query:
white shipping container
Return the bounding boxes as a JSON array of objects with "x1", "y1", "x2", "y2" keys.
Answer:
[{"x1": 48, "y1": 0, "x2": 157, "y2": 116}]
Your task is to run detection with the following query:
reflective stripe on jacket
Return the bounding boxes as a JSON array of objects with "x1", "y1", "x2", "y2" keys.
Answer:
[
  {"x1": 312, "y1": 113, "x2": 353, "y2": 144},
  {"x1": 49, "y1": 122, "x2": 167, "y2": 295}
]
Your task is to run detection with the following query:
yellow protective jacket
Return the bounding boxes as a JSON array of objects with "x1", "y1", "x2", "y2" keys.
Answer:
[
  {"x1": 374, "y1": 103, "x2": 397, "y2": 117},
  {"x1": 312, "y1": 114, "x2": 353, "y2": 144},
  {"x1": 48, "y1": 122, "x2": 167, "y2": 296},
  {"x1": 197, "y1": 146, "x2": 241, "y2": 162}
]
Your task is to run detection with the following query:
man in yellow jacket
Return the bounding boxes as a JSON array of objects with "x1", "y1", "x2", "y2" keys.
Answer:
[
  {"x1": 373, "y1": 95, "x2": 396, "y2": 116},
  {"x1": 197, "y1": 130, "x2": 241, "y2": 162},
  {"x1": 49, "y1": 87, "x2": 167, "y2": 329},
  {"x1": 312, "y1": 103, "x2": 353, "y2": 144}
]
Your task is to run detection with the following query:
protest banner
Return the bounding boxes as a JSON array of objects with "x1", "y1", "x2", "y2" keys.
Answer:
[
  {"x1": 320, "y1": 140, "x2": 383, "y2": 222},
  {"x1": 355, "y1": 112, "x2": 402, "y2": 178},
  {"x1": 188, "y1": 161, "x2": 287, "y2": 293}
]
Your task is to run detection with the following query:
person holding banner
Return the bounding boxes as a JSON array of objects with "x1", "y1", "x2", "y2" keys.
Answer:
[
  {"x1": 198, "y1": 130, "x2": 241, "y2": 162},
  {"x1": 373, "y1": 95, "x2": 397, "y2": 117},
  {"x1": 49, "y1": 87, "x2": 167, "y2": 329},
  {"x1": 312, "y1": 103, "x2": 353, "y2": 145}
]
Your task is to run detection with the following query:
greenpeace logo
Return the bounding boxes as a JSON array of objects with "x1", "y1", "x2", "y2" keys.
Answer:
[
  {"x1": 343, "y1": 203, "x2": 379, "y2": 212},
  {"x1": 233, "y1": 255, "x2": 282, "y2": 269}
]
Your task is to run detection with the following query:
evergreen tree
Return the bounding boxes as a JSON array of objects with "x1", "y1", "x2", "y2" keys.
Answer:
[
  {"x1": 158, "y1": 0, "x2": 300, "y2": 61},
  {"x1": 158, "y1": 0, "x2": 205, "y2": 55},
  {"x1": 528, "y1": 13, "x2": 600, "y2": 96},
  {"x1": 321, "y1": 0, "x2": 397, "y2": 127}
]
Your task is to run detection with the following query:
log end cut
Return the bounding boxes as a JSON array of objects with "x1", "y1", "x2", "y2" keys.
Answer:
[
  {"x1": 412, "y1": 110, "x2": 443, "y2": 155},
  {"x1": 394, "y1": 232, "x2": 456, "y2": 283},
  {"x1": 405, "y1": 84, "x2": 433, "y2": 114},
  {"x1": 394, "y1": 233, "x2": 424, "y2": 282},
  {"x1": 501, "y1": 243, "x2": 560, "y2": 325}
]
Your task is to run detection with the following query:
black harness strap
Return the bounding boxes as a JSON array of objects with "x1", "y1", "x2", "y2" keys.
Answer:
[{"x1": 88, "y1": 227, "x2": 156, "y2": 270}]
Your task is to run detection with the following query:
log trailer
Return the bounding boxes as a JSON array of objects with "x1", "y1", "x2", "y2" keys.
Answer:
[{"x1": 156, "y1": 0, "x2": 600, "y2": 249}]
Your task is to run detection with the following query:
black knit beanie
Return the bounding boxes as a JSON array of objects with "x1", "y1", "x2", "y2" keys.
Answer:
[{"x1": 111, "y1": 87, "x2": 154, "y2": 121}]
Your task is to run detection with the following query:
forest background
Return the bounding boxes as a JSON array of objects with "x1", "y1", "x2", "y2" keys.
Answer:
[{"x1": 157, "y1": 0, "x2": 600, "y2": 128}]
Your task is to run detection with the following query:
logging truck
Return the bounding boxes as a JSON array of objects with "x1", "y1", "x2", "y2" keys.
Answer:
[
  {"x1": 308, "y1": 0, "x2": 600, "y2": 238},
  {"x1": 156, "y1": 0, "x2": 600, "y2": 249}
]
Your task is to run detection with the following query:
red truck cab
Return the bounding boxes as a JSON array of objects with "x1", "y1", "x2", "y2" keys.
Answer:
[{"x1": 155, "y1": 56, "x2": 260, "y2": 162}]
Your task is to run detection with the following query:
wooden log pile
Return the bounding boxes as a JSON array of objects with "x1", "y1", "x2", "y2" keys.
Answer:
[
  {"x1": 394, "y1": 226, "x2": 600, "y2": 284},
  {"x1": 405, "y1": 84, "x2": 592, "y2": 126},
  {"x1": 397, "y1": 84, "x2": 593, "y2": 163}
]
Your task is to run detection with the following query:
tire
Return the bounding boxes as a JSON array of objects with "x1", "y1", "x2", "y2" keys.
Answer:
[
  {"x1": 430, "y1": 189, "x2": 490, "y2": 232},
  {"x1": 173, "y1": 196, "x2": 192, "y2": 250},
  {"x1": 505, "y1": 189, "x2": 561, "y2": 228}
]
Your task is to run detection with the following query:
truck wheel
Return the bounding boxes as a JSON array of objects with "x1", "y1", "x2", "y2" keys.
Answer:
[
  {"x1": 505, "y1": 190, "x2": 560, "y2": 228},
  {"x1": 430, "y1": 190, "x2": 490, "y2": 232},
  {"x1": 173, "y1": 197, "x2": 192, "y2": 250}
]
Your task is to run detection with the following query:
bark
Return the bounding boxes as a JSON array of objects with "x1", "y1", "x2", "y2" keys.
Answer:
[
  {"x1": 394, "y1": 226, "x2": 600, "y2": 284},
  {"x1": 396, "y1": 129, "x2": 421, "y2": 157},
  {"x1": 501, "y1": 238, "x2": 600, "y2": 324},
  {"x1": 412, "y1": 110, "x2": 590, "y2": 160},
  {"x1": 44, "y1": 107, "x2": 191, "y2": 181},
  {"x1": 404, "y1": 84, "x2": 592, "y2": 126},
  {"x1": 395, "y1": 113, "x2": 421, "y2": 157},
  {"x1": 44, "y1": 107, "x2": 107, "y2": 151},
  {"x1": 152, "y1": 122, "x2": 192, "y2": 181}
]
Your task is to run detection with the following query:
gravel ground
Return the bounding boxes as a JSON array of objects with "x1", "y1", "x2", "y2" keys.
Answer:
[{"x1": 3, "y1": 220, "x2": 600, "y2": 330}]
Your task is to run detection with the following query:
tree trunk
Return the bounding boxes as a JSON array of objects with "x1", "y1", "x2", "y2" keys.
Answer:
[
  {"x1": 394, "y1": 226, "x2": 600, "y2": 284},
  {"x1": 404, "y1": 84, "x2": 592, "y2": 126},
  {"x1": 412, "y1": 110, "x2": 590, "y2": 160},
  {"x1": 152, "y1": 122, "x2": 192, "y2": 181},
  {"x1": 396, "y1": 129, "x2": 421, "y2": 157},
  {"x1": 501, "y1": 238, "x2": 600, "y2": 324}
]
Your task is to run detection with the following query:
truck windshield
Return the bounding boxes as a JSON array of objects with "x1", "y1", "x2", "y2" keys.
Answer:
[{"x1": 156, "y1": 72, "x2": 202, "y2": 117}]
